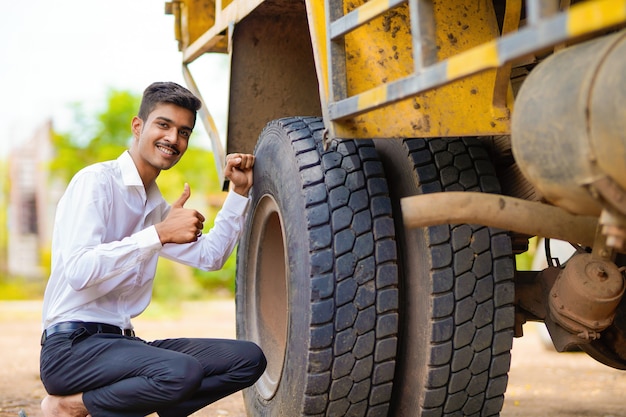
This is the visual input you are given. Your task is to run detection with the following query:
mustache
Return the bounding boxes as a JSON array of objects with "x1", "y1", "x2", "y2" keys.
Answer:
[{"x1": 156, "y1": 141, "x2": 180, "y2": 155}]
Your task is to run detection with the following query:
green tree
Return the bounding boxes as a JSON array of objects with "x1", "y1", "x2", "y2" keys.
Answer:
[{"x1": 50, "y1": 89, "x2": 140, "y2": 182}]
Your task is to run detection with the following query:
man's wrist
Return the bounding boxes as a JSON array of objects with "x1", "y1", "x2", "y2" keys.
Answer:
[
  {"x1": 230, "y1": 181, "x2": 251, "y2": 196},
  {"x1": 232, "y1": 186, "x2": 250, "y2": 196},
  {"x1": 153, "y1": 223, "x2": 169, "y2": 245},
  {"x1": 223, "y1": 189, "x2": 250, "y2": 215},
  {"x1": 137, "y1": 225, "x2": 164, "y2": 248}
]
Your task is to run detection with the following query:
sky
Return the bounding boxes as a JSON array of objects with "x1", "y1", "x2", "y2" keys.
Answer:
[{"x1": 0, "y1": 0, "x2": 230, "y2": 158}]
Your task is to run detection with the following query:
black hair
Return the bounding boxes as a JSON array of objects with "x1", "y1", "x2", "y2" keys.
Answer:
[{"x1": 137, "y1": 82, "x2": 202, "y2": 124}]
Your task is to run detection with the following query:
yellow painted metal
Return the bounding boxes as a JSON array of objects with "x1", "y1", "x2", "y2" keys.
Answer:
[
  {"x1": 171, "y1": 0, "x2": 626, "y2": 142},
  {"x1": 353, "y1": 0, "x2": 398, "y2": 26},
  {"x1": 305, "y1": 0, "x2": 331, "y2": 124},
  {"x1": 568, "y1": 0, "x2": 626, "y2": 36},
  {"x1": 333, "y1": 0, "x2": 512, "y2": 139},
  {"x1": 492, "y1": 0, "x2": 521, "y2": 110},
  {"x1": 188, "y1": 0, "x2": 216, "y2": 48},
  {"x1": 446, "y1": 43, "x2": 500, "y2": 79},
  {"x1": 173, "y1": 0, "x2": 217, "y2": 51},
  {"x1": 175, "y1": 0, "x2": 264, "y2": 62}
]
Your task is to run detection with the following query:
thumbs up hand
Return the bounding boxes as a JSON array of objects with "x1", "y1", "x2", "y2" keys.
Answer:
[
  {"x1": 155, "y1": 183, "x2": 206, "y2": 244},
  {"x1": 172, "y1": 182, "x2": 192, "y2": 208}
]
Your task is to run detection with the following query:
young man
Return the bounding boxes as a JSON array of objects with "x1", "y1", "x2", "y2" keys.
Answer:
[{"x1": 39, "y1": 82, "x2": 266, "y2": 417}]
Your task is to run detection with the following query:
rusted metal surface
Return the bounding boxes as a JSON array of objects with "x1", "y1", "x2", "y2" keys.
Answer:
[
  {"x1": 516, "y1": 253, "x2": 626, "y2": 356},
  {"x1": 226, "y1": 7, "x2": 321, "y2": 155},
  {"x1": 515, "y1": 268, "x2": 558, "y2": 335},
  {"x1": 549, "y1": 253, "x2": 625, "y2": 339},
  {"x1": 515, "y1": 266, "x2": 592, "y2": 352}
]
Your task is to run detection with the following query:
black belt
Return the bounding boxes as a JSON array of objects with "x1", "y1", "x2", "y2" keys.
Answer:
[{"x1": 41, "y1": 321, "x2": 135, "y2": 345}]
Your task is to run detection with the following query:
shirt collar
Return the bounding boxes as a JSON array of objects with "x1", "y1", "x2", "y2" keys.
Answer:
[
  {"x1": 118, "y1": 151, "x2": 163, "y2": 208},
  {"x1": 118, "y1": 151, "x2": 144, "y2": 187}
]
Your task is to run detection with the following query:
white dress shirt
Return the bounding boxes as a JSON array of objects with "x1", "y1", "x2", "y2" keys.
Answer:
[{"x1": 42, "y1": 151, "x2": 249, "y2": 330}]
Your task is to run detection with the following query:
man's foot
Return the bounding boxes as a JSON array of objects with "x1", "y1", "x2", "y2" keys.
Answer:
[{"x1": 41, "y1": 394, "x2": 89, "y2": 417}]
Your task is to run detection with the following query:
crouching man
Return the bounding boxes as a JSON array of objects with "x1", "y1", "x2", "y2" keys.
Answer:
[{"x1": 39, "y1": 82, "x2": 266, "y2": 417}]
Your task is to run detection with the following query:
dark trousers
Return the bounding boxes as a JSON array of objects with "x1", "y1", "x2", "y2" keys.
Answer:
[{"x1": 40, "y1": 328, "x2": 266, "y2": 417}]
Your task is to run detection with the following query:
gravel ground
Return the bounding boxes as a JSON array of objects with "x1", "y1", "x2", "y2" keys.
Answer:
[{"x1": 1, "y1": 300, "x2": 625, "y2": 417}]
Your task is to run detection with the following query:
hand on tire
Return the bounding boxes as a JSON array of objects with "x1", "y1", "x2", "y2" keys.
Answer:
[{"x1": 225, "y1": 153, "x2": 255, "y2": 196}]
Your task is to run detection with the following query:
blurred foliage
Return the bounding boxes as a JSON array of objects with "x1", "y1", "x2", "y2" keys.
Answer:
[
  {"x1": 1, "y1": 87, "x2": 236, "y2": 301},
  {"x1": 0, "y1": 276, "x2": 47, "y2": 300},
  {"x1": 49, "y1": 89, "x2": 141, "y2": 182},
  {"x1": 515, "y1": 236, "x2": 539, "y2": 271}
]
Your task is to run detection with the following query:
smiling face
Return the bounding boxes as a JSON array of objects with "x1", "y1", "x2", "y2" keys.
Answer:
[{"x1": 129, "y1": 102, "x2": 195, "y2": 186}]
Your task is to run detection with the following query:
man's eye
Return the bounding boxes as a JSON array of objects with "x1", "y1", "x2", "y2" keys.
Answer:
[
  {"x1": 158, "y1": 122, "x2": 168, "y2": 128},
  {"x1": 180, "y1": 131, "x2": 191, "y2": 138}
]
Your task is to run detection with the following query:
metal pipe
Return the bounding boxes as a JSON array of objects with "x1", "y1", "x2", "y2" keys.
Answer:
[
  {"x1": 182, "y1": 63, "x2": 226, "y2": 184},
  {"x1": 401, "y1": 192, "x2": 597, "y2": 246}
]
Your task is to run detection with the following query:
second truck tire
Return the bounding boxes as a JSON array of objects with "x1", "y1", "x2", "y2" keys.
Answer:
[{"x1": 377, "y1": 138, "x2": 516, "y2": 417}]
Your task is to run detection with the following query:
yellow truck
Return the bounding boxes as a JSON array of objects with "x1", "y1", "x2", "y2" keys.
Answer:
[{"x1": 165, "y1": 1, "x2": 626, "y2": 415}]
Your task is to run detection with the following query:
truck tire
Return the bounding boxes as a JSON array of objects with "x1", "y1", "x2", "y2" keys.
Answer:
[
  {"x1": 236, "y1": 117, "x2": 399, "y2": 417},
  {"x1": 376, "y1": 138, "x2": 516, "y2": 417}
]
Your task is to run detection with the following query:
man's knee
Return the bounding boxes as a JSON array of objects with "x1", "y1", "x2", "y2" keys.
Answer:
[
  {"x1": 239, "y1": 341, "x2": 267, "y2": 383},
  {"x1": 159, "y1": 355, "x2": 204, "y2": 402}
]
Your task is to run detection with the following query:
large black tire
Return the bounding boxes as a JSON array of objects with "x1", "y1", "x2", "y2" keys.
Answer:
[
  {"x1": 236, "y1": 117, "x2": 399, "y2": 416},
  {"x1": 376, "y1": 138, "x2": 516, "y2": 416}
]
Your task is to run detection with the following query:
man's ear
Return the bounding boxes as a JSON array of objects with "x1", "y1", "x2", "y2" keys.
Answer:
[{"x1": 131, "y1": 116, "x2": 143, "y2": 138}]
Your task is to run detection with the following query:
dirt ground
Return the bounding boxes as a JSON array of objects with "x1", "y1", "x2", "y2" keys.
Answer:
[{"x1": 1, "y1": 300, "x2": 625, "y2": 417}]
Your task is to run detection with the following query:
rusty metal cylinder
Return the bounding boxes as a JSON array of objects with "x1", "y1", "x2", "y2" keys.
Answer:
[
  {"x1": 511, "y1": 30, "x2": 626, "y2": 216},
  {"x1": 549, "y1": 253, "x2": 625, "y2": 334}
]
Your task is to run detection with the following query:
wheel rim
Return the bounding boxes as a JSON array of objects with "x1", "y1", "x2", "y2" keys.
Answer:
[{"x1": 245, "y1": 194, "x2": 288, "y2": 400}]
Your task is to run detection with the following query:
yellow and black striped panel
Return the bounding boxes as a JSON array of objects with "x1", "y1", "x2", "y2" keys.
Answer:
[{"x1": 330, "y1": 0, "x2": 626, "y2": 122}]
